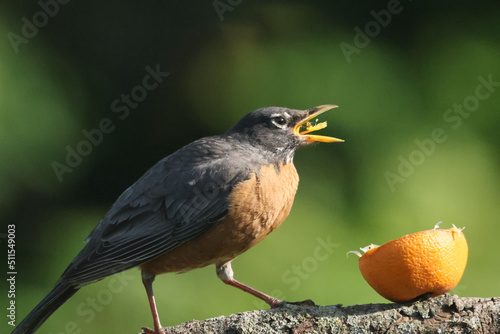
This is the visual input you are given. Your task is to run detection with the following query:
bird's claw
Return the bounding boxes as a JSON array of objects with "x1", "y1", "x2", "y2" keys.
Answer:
[
  {"x1": 276, "y1": 299, "x2": 316, "y2": 308},
  {"x1": 141, "y1": 327, "x2": 165, "y2": 334}
]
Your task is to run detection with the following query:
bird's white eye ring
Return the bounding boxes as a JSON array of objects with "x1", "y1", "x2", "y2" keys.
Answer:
[{"x1": 271, "y1": 116, "x2": 287, "y2": 128}]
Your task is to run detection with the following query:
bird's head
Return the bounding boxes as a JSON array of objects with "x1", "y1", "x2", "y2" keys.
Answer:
[{"x1": 225, "y1": 105, "x2": 343, "y2": 160}]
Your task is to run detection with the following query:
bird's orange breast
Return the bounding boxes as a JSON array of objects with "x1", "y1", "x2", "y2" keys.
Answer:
[{"x1": 140, "y1": 162, "x2": 299, "y2": 275}]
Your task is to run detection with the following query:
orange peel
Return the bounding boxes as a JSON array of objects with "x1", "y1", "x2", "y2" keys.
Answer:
[{"x1": 349, "y1": 223, "x2": 468, "y2": 302}]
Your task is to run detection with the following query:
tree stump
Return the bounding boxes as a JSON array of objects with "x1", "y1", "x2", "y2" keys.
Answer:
[{"x1": 151, "y1": 294, "x2": 500, "y2": 333}]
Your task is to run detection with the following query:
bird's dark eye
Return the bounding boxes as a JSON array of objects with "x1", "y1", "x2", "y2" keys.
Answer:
[{"x1": 271, "y1": 116, "x2": 287, "y2": 128}]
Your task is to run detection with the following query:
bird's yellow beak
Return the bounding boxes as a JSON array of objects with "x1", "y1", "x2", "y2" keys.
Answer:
[{"x1": 293, "y1": 105, "x2": 344, "y2": 143}]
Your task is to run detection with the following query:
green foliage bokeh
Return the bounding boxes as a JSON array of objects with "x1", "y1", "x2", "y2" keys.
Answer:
[{"x1": 1, "y1": 1, "x2": 499, "y2": 333}]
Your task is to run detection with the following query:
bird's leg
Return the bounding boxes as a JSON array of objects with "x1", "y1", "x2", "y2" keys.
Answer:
[
  {"x1": 216, "y1": 262, "x2": 284, "y2": 308},
  {"x1": 141, "y1": 272, "x2": 164, "y2": 334}
]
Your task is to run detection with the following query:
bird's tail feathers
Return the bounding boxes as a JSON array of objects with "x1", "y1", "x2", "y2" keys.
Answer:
[{"x1": 11, "y1": 283, "x2": 78, "y2": 334}]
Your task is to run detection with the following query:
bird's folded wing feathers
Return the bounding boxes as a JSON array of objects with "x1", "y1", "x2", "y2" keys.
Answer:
[{"x1": 60, "y1": 139, "x2": 252, "y2": 284}]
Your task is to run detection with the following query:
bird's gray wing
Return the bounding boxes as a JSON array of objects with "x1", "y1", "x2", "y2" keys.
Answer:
[{"x1": 60, "y1": 138, "x2": 255, "y2": 285}]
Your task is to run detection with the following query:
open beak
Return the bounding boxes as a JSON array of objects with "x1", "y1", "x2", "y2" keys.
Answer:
[{"x1": 293, "y1": 105, "x2": 344, "y2": 143}]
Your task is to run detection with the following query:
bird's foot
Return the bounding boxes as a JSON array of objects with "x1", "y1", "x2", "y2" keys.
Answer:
[
  {"x1": 274, "y1": 299, "x2": 316, "y2": 308},
  {"x1": 141, "y1": 327, "x2": 164, "y2": 334},
  {"x1": 269, "y1": 299, "x2": 316, "y2": 308},
  {"x1": 289, "y1": 299, "x2": 316, "y2": 307}
]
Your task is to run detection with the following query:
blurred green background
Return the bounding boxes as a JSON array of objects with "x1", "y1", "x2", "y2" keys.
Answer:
[{"x1": 2, "y1": 0, "x2": 499, "y2": 333}]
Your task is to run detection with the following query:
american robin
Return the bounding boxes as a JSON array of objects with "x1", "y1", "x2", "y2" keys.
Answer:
[{"x1": 13, "y1": 105, "x2": 343, "y2": 334}]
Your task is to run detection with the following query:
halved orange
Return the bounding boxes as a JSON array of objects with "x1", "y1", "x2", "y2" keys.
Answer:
[{"x1": 350, "y1": 223, "x2": 468, "y2": 302}]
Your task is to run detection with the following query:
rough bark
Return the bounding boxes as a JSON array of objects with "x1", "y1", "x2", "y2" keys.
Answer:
[{"x1": 150, "y1": 294, "x2": 500, "y2": 333}]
